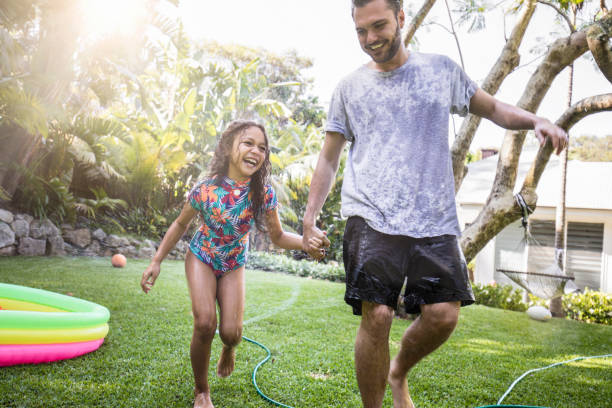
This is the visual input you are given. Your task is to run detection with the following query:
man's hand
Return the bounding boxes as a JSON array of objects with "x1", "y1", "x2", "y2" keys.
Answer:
[
  {"x1": 302, "y1": 224, "x2": 331, "y2": 261},
  {"x1": 534, "y1": 118, "x2": 568, "y2": 155}
]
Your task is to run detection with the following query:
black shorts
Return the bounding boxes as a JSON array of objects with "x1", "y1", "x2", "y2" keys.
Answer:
[{"x1": 343, "y1": 217, "x2": 475, "y2": 315}]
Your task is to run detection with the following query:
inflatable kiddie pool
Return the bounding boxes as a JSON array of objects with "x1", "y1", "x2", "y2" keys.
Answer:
[{"x1": 0, "y1": 283, "x2": 110, "y2": 366}]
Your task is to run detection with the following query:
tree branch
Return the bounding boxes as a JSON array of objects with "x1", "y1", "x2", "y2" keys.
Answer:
[
  {"x1": 537, "y1": 0, "x2": 576, "y2": 32},
  {"x1": 521, "y1": 93, "x2": 612, "y2": 196},
  {"x1": 459, "y1": 14, "x2": 612, "y2": 262},
  {"x1": 587, "y1": 17, "x2": 612, "y2": 84},
  {"x1": 451, "y1": 0, "x2": 538, "y2": 192},
  {"x1": 404, "y1": 0, "x2": 438, "y2": 46}
]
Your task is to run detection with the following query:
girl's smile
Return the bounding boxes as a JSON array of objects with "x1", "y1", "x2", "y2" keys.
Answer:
[{"x1": 227, "y1": 126, "x2": 268, "y2": 181}]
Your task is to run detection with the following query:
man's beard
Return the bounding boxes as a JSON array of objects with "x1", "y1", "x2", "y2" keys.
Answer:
[{"x1": 369, "y1": 24, "x2": 402, "y2": 64}]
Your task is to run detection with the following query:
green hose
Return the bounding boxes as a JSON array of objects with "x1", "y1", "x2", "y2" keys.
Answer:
[
  {"x1": 243, "y1": 334, "x2": 610, "y2": 408},
  {"x1": 243, "y1": 335, "x2": 295, "y2": 408},
  {"x1": 474, "y1": 354, "x2": 612, "y2": 408}
]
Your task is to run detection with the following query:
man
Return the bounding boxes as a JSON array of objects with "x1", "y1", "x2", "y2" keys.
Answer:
[{"x1": 301, "y1": 0, "x2": 568, "y2": 407}]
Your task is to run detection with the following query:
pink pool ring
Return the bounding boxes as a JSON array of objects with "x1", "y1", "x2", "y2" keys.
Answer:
[{"x1": 0, "y1": 283, "x2": 110, "y2": 366}]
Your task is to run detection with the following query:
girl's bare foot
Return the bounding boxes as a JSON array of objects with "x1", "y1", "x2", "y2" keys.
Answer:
[
  {"x1": 387, "y1": 359, "x2": 415, "y2": 408},
  {"x1": 216, "y1": 346, "x2": 235, "y2": 378},
  {"x1": 193, "y1": 390, "x2": 214, "y2": 408}
]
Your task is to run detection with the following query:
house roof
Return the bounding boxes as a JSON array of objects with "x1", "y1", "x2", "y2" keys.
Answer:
[{"x1": 456, "y1": 146, "x2": 612, "y2": 210}]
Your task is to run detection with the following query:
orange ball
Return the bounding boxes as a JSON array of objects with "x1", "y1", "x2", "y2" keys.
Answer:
[{"x1": 111, "y1": 253, "x2": 127, "y2": 268}]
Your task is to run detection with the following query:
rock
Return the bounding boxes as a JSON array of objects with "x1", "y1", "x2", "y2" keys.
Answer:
[
  {"x1": 11, "y1": 219, "x2": 30, "y2": 238},
  {"x1": 102, "y1": 248, "x2": 114, "y2": 257},
  {"x1": 118, "y1": 237, "x2": 130, "y2": 247},
  {"x1": 0, "y1": 209, "x2": 14, "y2": 224},
  {"x1": 86, "y1": 240, "x2": 101, "y2": 255},
  {"x1": 138, "y1": 246, "x2": 156, "y2": 259},
  {"x1": 16, "y1": 213, "x2": 34, "y2": 224},
  {"x1": 18, "y1": 237, "x2": 46, "y2": 256},
  {"x1": 0, "y1": 245, "x2": 16, "y2": 256},
  {"x1": 91, "y1": 228, "x2": 107, "y2": 242},
  {"x1": 125, "y1": 245, "x2": 138, "y2": 258},
  {"x1": 63, "y1": 228, "x2": 91, "y2": 248},
  {"x1": 48, "y1": 235, "x2": 66, "y2": 256},
  {"x1": 143, "y1": 239, "x2": 157, "y2": 249},
  {"x1": 175, "y1": 240, "x2": 188, "y2": 253},
  {"x1": 0, "y1": 222, "x2": 16, "y2": 248},
  {"x1": 104, "y1": 234, "x2": 122, "y2": 248},
  {"x1": 30, "y1": 219, "x2": 60, "y2": 239},
  {"x1": 63, "y1": 242, "x2": 78, "y2": 256},
  {"x1": 129, "y1": 237, "x2": 142, "y2": 246},
  {"x1": 527, "y1": 306, "x2": 552, "y2": 322}
]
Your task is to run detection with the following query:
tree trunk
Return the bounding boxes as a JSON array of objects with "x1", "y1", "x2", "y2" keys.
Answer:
[
  {"x1": 452, "y1": 0, "x2": 538, "y2": 192},
  {"x1": 587, "y1": 15, "x2": 612, "y2": 84}
]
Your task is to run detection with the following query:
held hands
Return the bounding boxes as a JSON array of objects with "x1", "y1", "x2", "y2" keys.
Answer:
[
  {"x1": 140, "y1": 261, "x2": 161, "y2": 294},
  {"x1": 302, "y1": 224, "x2": 331, "y2": 261},
  {"x1": 534, "y1": 119, "x2": 568, "y2": 155}
]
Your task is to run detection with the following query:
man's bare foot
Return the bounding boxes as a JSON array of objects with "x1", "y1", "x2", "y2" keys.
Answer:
[
  {"x1": 193, "y1": 390, "x2": 214, "y2": 408},
  {"x1": 387, "y1": 359, "x2": 415, "y2": 408},
  {"x1": 216, "y1": 346, "x2": 235, "y2": 378}
]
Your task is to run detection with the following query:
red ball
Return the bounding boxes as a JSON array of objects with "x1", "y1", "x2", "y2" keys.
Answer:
[{"x1": 111, "y1": 253, "x2": 127, "y2": 268}]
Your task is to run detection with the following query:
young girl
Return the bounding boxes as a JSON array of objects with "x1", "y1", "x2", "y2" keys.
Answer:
[{"x1": 140, "y1": 120, "x2": 324, "y2": 408}]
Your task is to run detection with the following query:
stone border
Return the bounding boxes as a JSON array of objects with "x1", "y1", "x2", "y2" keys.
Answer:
[{"x1": 0, "y1": 208, "x2": 187, "y2": 260}]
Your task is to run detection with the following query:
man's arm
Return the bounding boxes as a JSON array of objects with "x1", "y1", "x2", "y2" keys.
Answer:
[
  {"x1": 302, "y1": 131, "x2": 346, "y2": 259},
  {"x1": 469, "y1": 88, "x2": 568, "y2": 154}
]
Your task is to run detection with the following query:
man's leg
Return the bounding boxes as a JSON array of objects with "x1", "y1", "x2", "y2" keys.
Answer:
[
  {"x1": 388, "y1": 301, "x2": 460, "y2": 408},
  {"x1": 355, "y1": 301, "x2": 394, "y2": 408}
]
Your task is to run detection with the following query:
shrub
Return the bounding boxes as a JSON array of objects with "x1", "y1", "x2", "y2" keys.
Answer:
[
  {"x1": 563, "y1": 289, "x2": 612, "y2": 325},
  {"x1": 247, "y1": 251, "x2": 345, "y2": 282},
  {"x1": 472, "y1": 282, "x2": 528, "y2": 312}
]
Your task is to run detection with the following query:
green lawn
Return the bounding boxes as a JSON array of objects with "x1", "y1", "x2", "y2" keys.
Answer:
[{"x1": 1, "y1": 257, "x2": 611, "y2": 408}]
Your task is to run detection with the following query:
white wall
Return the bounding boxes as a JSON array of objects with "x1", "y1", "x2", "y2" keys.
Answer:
[{"x1": 602, "y1": 220, "x2": 612, "y2": 293}]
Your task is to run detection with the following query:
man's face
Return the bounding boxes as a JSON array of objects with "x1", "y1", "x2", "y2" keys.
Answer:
[{"x1": 353, "y1": 0, "x2": 404, "y2": 64}]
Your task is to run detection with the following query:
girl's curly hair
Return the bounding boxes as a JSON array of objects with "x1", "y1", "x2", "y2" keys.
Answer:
[{"x1": 208, "y1": 120, "x2": 271, "y2": 231}]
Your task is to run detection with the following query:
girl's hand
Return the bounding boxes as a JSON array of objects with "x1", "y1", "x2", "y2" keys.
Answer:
[{"x1": 141, "y1": 262, "x2": 161, "y2": 294}]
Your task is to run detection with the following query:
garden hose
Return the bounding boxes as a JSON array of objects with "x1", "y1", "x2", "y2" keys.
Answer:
[
  {"x1": 474, "y1": 354, "x2": 612, "y2": 408},
  {"x1": 242, "y1": 335, "x2": 295, "y2": 408},
  {"x1": 243, "y1": 333, "x2": 611, "y2": 408}
]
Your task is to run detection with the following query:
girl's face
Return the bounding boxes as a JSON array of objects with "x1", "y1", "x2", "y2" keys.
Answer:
[{"x1": 227, "y1": 126, "x2": 268, "y2": 181}]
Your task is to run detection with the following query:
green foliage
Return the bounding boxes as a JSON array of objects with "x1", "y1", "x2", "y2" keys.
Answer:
[
  {"x1": 248, "y1": 251, "x2": 345, "y2": 282},
  {"x1": 563, "y1": 289, "x2": 612, "y2": 325},
  {"x1": 472, "y1": 282, "x2": 528, "y2": 312},
  {"x1": 569, "y1": 135, "x2": 612, "y2": 161},
  {"x1": 75, "y1": 188, "x2": 127, "y2": 220},
  {"x1": 116, "y1": 206, "x2": 171, "y2": 239},
  {"x1": 476, "y1": 283, "x2": 612, "y2": 326}
]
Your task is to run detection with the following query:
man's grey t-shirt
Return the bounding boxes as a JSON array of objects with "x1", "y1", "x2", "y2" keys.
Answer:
[{"x1": 326, "y1": 52, "x2": 478, "y2": 237}]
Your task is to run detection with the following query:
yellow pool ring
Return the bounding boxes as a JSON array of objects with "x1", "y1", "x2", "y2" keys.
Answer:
[{"x1": 0, "y1": 323, "x2": 109, "y2": 344}]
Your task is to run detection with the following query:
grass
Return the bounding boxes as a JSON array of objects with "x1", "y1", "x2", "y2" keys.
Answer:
[{"x1": 0, "y1": 256, "x2": 611, "y2": 408}]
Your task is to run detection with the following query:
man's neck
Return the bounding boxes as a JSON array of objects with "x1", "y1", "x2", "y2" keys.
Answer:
[{"x1": 368, "y1": 47, "x2": 410, "y2": 72}]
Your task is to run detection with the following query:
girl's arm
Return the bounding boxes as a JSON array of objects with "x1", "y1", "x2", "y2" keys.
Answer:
[
  {"x1": 265, "y1": 208, "x2": 317, "y2": 252},
  {"x1": 140, "y1": 201, "x2": 198, "y2": 293}
]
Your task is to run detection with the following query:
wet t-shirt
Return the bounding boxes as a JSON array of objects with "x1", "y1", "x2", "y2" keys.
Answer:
[{"x1": 326, "y1": 52, "x2": 478, "y2": 237}]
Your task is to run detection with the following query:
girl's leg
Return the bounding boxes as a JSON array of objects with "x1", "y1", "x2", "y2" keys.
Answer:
[
  {"x1": 185, "y1": 251, "x2": 218, "y2": 408},
  {"x1": 216, "y1": 266, "x2": 245, "y2": 378}
]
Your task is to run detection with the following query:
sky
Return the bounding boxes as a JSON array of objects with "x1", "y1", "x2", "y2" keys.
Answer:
[{"x1": 178, "y1": 0, "x2": 611, "y2": 151}]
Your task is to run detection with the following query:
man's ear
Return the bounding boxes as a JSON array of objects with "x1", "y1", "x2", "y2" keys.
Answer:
[{"x1": 398, "y1": 9, "x2": 405, "y2": 29}]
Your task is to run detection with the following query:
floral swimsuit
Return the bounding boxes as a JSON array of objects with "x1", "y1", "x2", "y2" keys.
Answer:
[{"x1": 188, "y1": 176, "x2": 277, "y2": 278}]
